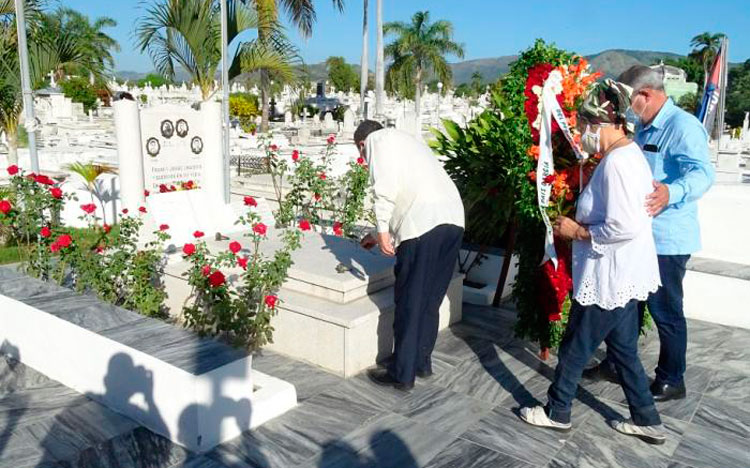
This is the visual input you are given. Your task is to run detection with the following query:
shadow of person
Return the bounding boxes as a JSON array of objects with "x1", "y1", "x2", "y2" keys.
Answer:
[
  {"x1": 30, "y1": 352, "x2": 174, "y2": 467},
  {"x1": 318, "y1": 440, "x2": 365, "y2": 468},
  {"x1": 320, "y1": 232, "x2": 380, "y2": 282},
  {"x1": 0, "y1": 341, "x2": 24, "y2": 460},
  {"x1": 369, "y1": 430, "x2": 419, "y2": 468}
]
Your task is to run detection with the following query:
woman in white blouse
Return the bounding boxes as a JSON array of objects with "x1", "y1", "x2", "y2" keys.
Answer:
[{"x1": 520, "y1": 80, "x2": 665, "y2": 445}]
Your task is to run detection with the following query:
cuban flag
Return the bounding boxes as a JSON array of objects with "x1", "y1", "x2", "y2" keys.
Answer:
[{"x1": 696, "y1": 39, "x2": 728, "y2": 133}]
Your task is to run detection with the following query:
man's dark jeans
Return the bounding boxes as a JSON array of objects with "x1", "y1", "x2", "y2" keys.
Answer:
[
  {"x1": 599, "y1": 254, "x2": 691, "y2": 387},
  {"x1": 389, "y1": 224, "x2": 463, "y2": 384},
  {"x1": 648, "y1": 254, "x2": 691, "y2": 386},
  {"x1": 547, "y1": 299, "x2": 661, "y2": 426}
]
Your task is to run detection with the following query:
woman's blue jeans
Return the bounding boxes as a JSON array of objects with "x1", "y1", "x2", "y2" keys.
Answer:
[{"x1": 546, "y1": 299, "x2": 661, "y2": 426}]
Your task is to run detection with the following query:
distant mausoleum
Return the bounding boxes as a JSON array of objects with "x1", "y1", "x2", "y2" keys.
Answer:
[{"x1": 650, "y1": 62, "x2": 699, "y2": 102}]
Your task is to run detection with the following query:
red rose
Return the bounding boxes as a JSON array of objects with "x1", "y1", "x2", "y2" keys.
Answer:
[
  {"x1": 208, "y1": 270, "x2": 226, "y2": 288},
  {"x1": 193, "y1": 230, "x2": 205, "y2": 238},
  {"x1": 327, "y1": 134, "x2": 335, "y2": 145},
  {"x1": 50, "y1": 242, "x2": 61, "y2": 253},
  {"x1": 243, "y1": 196, "x2": 257, "y2": 207},
  {"x1": 333, "y1": 221, "x2": 343, "y2": 237},
  {"x1": 528, "y1": 171, "x2": 537, "y2": 182},
  {"x1": 7, "y1": 165, "x2": 19, "y2": 176},
  {"x1": 50, "y1": 187, "x2": 63, "y2": 199},
  {"x1": 314, "y1": 193, "x2": 321, "y2": 201},
  {"x1": 357, "y1": 157, "x2": 365, "y2": 165},
  {"x1": 159, "y1": 224, "x2": 169, "y2": 231},
  {"x1": 270, "y1": 144, "x2": 278, "y2": 152},
  {"x1": 56, "y1": 234, "x2": 72, "y2": 248},
  {"x1": 253, "y1": 223, "x2": 267, "y2": 236},
  {"x1": 201, "y1": 265, "x2": 211, "y2": 277},
  {"x1": 183, "y1": 243, "x2": 196, "y2": 256},
  {"x1": 292, "y1": 150, "x2": 300, "y2": 162},
  {"x1": 319, "y1": 172, "x2": 327, "y2": 180},
  {"x1": 122, "y1": 208, "x2": 129, "y2": 214},
  {"x1": 40, "y1": 226, "x2": 51, "y2": 238},
  {"x1": 0, "y1": 200, "x2": 11, "y2": 215},
  {"x1": 229, "y1": 241, "x2": 242, "y2": 254},
  {"x1": 139, "y1": 206, "x2": 147, "y2": 214},
  {"x1": 95, "y1": 245, "x2": 105, "y2": 254},
  {"x1": 103, "y1": 224, "x2": 111, "y2": 234},
  {"x1": 299, "y1": 219, "x2": 311, "y2": 231},
  {"x1": 81, "y1": 204, "x2": 97, "y2": 214},
  {"x1": 159, "y1": 184, "x2": 169, "y2": 193},
  {"x1": 264, "y1": 295, "x2": 278, "y2": 309},
  {"x1": 237, "y1": 256, "x2": 249, "y2": 270},
  {"x1": 34, "y1": 174, "x2": 54, "y2": 185},
  {"x1": 543, "y1": 174, "x2": 555, "y2": 184},
  {"x1": 144, "y1": 190, "x2": 150, "y2": 197}
]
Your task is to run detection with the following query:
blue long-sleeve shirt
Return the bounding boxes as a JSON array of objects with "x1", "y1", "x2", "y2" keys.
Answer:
[{"x1": 634, "y1": 99, "x2": 715, "y2": 255}]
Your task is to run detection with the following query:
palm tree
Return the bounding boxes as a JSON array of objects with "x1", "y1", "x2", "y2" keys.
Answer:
[
  {"x1": 65, "y1": 161, "x2": 117, "y2": 223},
  {"x1": 690, "y1": 32, "x2": 726, "y2": 86},
  {"x1": 1, "y1": 2, "x2": 95, "y2": 165},
  {"x1": 470, "y1": 71, "x2": 482, "y2": 96},
  {"x1": 248, "y1": 0, "x2": 345, "y2": 132},
  {"x1": 384, "y1": 11, "x2": 464, "y2": 117},
  {"x1": 40, "y1": 8, "x2": 120, "y2": 81}
]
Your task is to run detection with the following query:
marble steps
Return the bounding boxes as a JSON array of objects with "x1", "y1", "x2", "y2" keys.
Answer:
[{"x1": 683, "y1": 257, "x2": 750, "y2": 329}]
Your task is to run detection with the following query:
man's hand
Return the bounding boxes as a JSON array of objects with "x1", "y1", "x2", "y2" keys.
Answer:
[
  {"x1": 377, "y1": 232, "x2": 395, "y2": 257},
  {"x1": 646, "y1": 181, "x2": 669, "y2": 216},
  {"x1": 553, "y1": 216, "x2": 584, "y2": 241},
  {"x1": 360, "y1": 233, "x2": 378, "y2": 250}
]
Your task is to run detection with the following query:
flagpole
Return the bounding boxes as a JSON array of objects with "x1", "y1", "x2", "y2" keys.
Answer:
[
  {"x1": 220, "y1": 0, "x2": 231, "y2": 204},
  {"x1": 14, "y1": 0, "x2": 40, "y2": 173},
  {"x1": 717, "y1": 37, "x2": 729, "y2": 149}
]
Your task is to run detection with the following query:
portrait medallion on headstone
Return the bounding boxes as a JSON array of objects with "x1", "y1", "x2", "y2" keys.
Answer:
[
  {"x1": 146, "y1": 137, "x2": 161, "y2": 157},
  {"x1": 191, "y1": 136, "x2": 204, "y2": 155},
  {"x1": 161, "y1": 119, "x2": 175, "y2": 139},
  {"x1": 176, "y1": 119, "x2": 189, "y2": 138}
]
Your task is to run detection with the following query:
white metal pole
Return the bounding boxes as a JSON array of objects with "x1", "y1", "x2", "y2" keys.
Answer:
[
  {"x1": 220, "y1": 0, "x2": 231, "y2": 203},
  {"x1": 375, "y1": 0, "x2": 384, "y2": 118},
  {"x1": 14, "y1": 0, "x2": 40, "y2": 173},
  {"x1": 359, "y1": 0, "x2": 369, "y2": 120}
]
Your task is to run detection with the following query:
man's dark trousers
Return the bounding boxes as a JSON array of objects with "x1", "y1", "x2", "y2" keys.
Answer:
[
  {"x1": 389, "y1": 224, "x2": 463, "y2": 384},
  {"x1": 602, "y1": 254, "x2": 691, "y2": 386}
]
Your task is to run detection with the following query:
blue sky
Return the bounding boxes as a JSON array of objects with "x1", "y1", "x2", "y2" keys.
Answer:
[{"x1": 61, "y1": 0, "x2": 750, "y2": 72}]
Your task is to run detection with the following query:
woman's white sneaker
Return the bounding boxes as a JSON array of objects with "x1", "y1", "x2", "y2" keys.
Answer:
[
  {"x1": 610, "y1": 419, "x2": 666, "y2": 445},
  {"x1": 519, "y1": 406, "x2": 572, "y2": 432}
]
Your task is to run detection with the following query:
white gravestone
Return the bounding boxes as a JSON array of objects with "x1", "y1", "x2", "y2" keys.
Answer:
[
  {"x1": 323, "y1": 112, "x2": 336, "y2": 133},
  {"x1": 284, "y1": 111, "x2": 293, "y2": 125},
  {"x1": 342, "y1": 108, "x2": 356, "y2": 137}
]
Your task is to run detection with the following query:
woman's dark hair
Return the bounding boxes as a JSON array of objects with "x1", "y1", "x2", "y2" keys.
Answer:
[{"x1": 354, "y1": 120, "x2": 384, "y2": 145}]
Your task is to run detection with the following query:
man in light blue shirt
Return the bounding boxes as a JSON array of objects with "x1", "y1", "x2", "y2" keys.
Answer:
[{"x1": 584, "y1": 65, "x2": 715, "y2": 402}]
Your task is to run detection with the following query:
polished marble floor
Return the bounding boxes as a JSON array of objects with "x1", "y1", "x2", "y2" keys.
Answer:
[{"x1": 1, "y1": 304, "x2": 748, "y2": 468}]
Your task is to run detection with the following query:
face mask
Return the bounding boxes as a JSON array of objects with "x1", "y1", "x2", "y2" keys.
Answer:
[
  {"x1": 626, "y1": 107, "x2": 641, "y2": 127},
  {"x1": 580, "y1": 125, "x2": 601, "y2": 155}
]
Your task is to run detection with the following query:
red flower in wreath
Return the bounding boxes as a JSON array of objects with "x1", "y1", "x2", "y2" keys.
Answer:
[{"x1": 40, "y1": 226, "x2": 51, "y2": 238}]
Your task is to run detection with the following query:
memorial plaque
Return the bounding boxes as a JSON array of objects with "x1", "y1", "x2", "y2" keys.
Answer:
[{"x1": 141, "y1": 105, "x2": 205, "y2": 192}]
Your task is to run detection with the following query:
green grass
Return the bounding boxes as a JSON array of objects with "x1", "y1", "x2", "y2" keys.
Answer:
[{"x1": 0, "y1": 226, "x2": 108, "y2": 266}]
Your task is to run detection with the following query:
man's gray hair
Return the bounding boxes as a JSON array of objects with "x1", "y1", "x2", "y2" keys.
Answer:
[{"x1": 616, "y1": 65, "x2": 665, "y2": 92}]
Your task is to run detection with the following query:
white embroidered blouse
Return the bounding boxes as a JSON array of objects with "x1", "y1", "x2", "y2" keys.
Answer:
[{"x1": 573, "y1": 142, "x2": 661, "y2": 310}]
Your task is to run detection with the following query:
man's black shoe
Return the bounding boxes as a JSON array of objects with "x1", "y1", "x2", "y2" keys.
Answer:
[
  {"x1": 650, "y1": 380, "x2": 686, "y2": 402},
  {"x1": 582, "y1": 361, "x2": 620, "y2": 384},
  {"x1": 416, "y1": 369, "x2": 433, "y2": 379},
  {"x1": 367, "y1": 368, "x2": 414, "y2": 391}
]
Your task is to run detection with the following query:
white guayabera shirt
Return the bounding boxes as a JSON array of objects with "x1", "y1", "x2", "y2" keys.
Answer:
[
  {"x1": 574, "y1": 142, "x2": 661, "y2": 310},
  {"x1": 365, "y1": 129, "x2": 465, "y2": 247}
]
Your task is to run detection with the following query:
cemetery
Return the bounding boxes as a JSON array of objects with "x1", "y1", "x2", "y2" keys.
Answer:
[{"x1": 1, "y1": 2, "x2": 750, "y2": 468}]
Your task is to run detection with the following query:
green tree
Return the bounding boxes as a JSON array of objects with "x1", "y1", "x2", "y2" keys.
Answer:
[
  {"x1": 59, "y1": 76, "x2": 99, "y2": 113},
  {"x1": 248, "y1": 0, "x2": 346, "y2": 132},
  {"x1": 690, "y1": 32, "x2": 725, "y2": 86},
  {"x1": 135, "y1": 0, "x2": 296, "y2": 102},
  {"x1": 470, "y1": 70, "x2": 483, "y2": 95},
  {"x1": 137, "y1": 73, "x2": 172, "y2": 88},
  {"x1": 1, "y1": 1, "x2": 98, "y2": 164},
  {"x1": 384, "y1": 11, "x2": 465, "y2": 116},
  {"x1": 326, "y1": 56, "x2": 359, "y2": 92},
  {"x1": 726, "y1": 59, "x2": 750, "y2": 128},
  {"x1": 676, "y1": 92, "x2": 698, "y2": 114},
  {"x1": 40, "y1": 7, "x2": 119, "y2": 80}
]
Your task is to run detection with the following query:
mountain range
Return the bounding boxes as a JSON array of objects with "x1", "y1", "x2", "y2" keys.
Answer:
[{"x1": 115, "y1": 49, "x2": 698, "y2": 86}]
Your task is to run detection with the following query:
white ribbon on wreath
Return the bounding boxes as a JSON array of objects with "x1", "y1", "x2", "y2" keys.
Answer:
[{"x1": 535, "y1": 70, "x2": 588, "y2": 268}]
